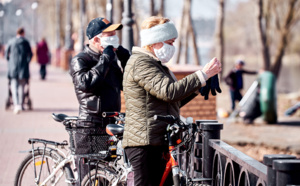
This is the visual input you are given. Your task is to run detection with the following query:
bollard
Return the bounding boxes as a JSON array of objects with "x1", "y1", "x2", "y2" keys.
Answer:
[
  {"x1": 191, "y1": 120, "x2": 218, "y2": 178},
  {"x1": 200, "y1": 122, "x2": 223, "y2": 184},
  {"x1": 273, "y1": 159, "x2": 300, "y2": 186},
  {"x1": 263, "y1": 154, "x2": 296, "y2": 186}
]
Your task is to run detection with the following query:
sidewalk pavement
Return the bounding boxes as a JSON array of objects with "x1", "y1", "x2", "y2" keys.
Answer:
[
  {"x1": 0, "y1": 58, "x2": 299, "y2": 185},
  {"x1": 0, "y1": 58, "x2": 78, "y2": 185}
]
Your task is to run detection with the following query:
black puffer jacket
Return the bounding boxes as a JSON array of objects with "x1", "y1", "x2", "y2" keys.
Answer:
[{"x1": 69, "y1": 45, "x2": 130, "y2": 121}]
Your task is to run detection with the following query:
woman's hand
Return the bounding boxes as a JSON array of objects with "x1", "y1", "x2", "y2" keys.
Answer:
[{"x1": 202, "y1": 57, "x2": 222, "y2": 78}]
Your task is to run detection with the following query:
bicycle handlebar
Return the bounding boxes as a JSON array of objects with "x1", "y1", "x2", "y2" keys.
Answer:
[
  {"x1": 153, "y1": 115, "x2": 178, "y2": 123},
  {"x1": 102, "y1": 112, "x2": 125, "y2": 118}
]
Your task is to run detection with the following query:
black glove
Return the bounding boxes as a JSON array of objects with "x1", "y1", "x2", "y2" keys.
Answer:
[
  {"x1": 103, "y1": 45, "x2": 116, "y2": 61},
  {"x1": 116, "y1": 45, "x2": 130, "y2": 68},
  {"x1": 210, "y1": 74, "x2": 222, "y2": 96},
  {"x1": 200, "y1": 74, "x2": 222, "y2": 100},
  {"x1": 200, "y1": 78, "x2": 211, "y2": 100},
  {"x1": 94, "y1": 46, "x2": 115, "y2": 75},
  {"x1": 116, "y1": 45, "x2": 130, "y2": 59}
]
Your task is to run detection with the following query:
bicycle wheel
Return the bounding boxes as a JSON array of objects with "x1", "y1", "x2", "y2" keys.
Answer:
[
  {"x1": 14, "y1": 148, "x2": 74, "y2": 186},
  {"x1": 81, "y1": 169, "x2": 113, "y2": 186}
]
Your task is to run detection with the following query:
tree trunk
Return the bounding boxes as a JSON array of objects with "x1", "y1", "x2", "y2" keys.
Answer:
[
  {"x1": 114, "y1": 0, "x2": 123, "y2": 41},
  {"x1": 150, "y1": 0, "x2": 155, "y2": 16},
  {"x1": 175, "y1": 0, "x2": 187, "y2": 64},
  {"x1": 271, "y1": 0, "x2": 297, "y2": 78},
  {"x1": 175, "y1": 0, "x2": 200, "y2": 65},
  {"x1": 158, "y1": 0, "x2": 164, "y2": 17},
  {"x1": 187, "y1": 0, "x2": 200, "y2": 65},
  {"x1": 257, "y1": 0, "x2": 271, "y2": 70},
  {"x1": 215, "y1": 0, "x2": 225, "y2": 79}
]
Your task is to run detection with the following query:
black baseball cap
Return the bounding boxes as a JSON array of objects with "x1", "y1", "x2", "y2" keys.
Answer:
[{"x1": 86, "y1": 17, "x2": 123, "y2": 39}]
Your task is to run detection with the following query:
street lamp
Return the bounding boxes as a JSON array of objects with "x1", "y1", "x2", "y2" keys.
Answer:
[
  {"x1": 0, "y1": 10, "x2": 4, "y2": 44},
  {"x1": 31, "y1": 2, "x2": 38, "y2": 44},
  {"x1": 65, "y1": 0, "x2": 72, "y2": 50},
  {"x1": 106, "y1": 0, "x2": 113, "y2": 23},
  {"x1": 15, "y1": 9, "x2": 22, "y2": 27},
  {"x1": 122, "y1": 0, "x2": 134, "y2": 52}
]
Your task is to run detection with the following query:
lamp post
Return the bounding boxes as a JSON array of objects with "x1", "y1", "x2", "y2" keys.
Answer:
[
  {"x1": 31, "y1": 2, "x2": 38, "y2": 44},
  {"x1": 0, "y1": 10, "x2": 4, "y2": 45},
  {"x1": 15, "y1": 9, "x2": 22, "y2": 27},
  {"x1": 78, "y1": 0, "x2": 86, "y2": 51},
  {"x1": 65, "y1": 0, "x2": 72, "y2": 50},
  {"x1": 55, "y1": 0, "x2": 61, "y2": 66},
  {"x1": 106, "y1": 0, "x2": 113, "y2": 23},
  {"x1": 121, "y1": 0, "x2": 134, "y2": 53},
  {"x1": 62, "y1": 0, "x2": 73, "y2": 71}
]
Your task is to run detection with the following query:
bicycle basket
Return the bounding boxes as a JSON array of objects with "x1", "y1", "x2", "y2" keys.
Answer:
[{"x1": 67, "y1": 126, "x2": 110, "y2": 155}]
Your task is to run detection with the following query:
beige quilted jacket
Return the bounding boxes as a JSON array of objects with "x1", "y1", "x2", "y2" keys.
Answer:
[{"x1": 122, "y1": 47, "x2": 204, "y2": 148}]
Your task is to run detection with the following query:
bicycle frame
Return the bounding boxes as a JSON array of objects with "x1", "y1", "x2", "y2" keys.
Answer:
[
  {"x1": 154, "y1": 115, "x2": 197, "y2": 186},
  {"x1": 39, "y1": 155, "x2": 74, "y2": 185},
  {"x1": 159, "y1": 129, "x2": 182, "y2": 186},
  {"x1": 27, "y1": 141, "x2": 77, "y2": 185}
]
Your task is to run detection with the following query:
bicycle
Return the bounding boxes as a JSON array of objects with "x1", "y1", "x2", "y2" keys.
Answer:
[
  {"x1": 153, "y1": 115, "x2": 209, "y2": 186},
  {"x1": 14, "y1": 112, "x2": 131, "y2": 186},
  {"x1": 84, "y1": 114, "x2": 208, "y2": 186}
]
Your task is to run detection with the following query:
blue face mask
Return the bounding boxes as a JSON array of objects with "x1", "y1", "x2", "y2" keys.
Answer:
[{"x1": 99, "y1": 35, "x2": 120, "y2": 48}]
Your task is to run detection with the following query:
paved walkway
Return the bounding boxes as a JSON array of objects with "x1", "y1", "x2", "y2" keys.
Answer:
[
  {"x1": 0, "y1": 58, "x2": 299, "y2": 185},
  {"x1": 0, "y1": 58, "x2": 78, "y2": 185}
]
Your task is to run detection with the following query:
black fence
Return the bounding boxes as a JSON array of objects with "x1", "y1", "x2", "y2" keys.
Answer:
[{"x1": 181, "y1": 120, "x2": 300, "y2": 186}]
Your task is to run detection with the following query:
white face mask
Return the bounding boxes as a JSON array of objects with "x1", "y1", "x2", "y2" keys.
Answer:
[
  {"x1": 154, "y1": 42, "x2": 175, "y2": 63},
  {"x1": 99, "y1": 35, "x2": 120, "y2": 48}
]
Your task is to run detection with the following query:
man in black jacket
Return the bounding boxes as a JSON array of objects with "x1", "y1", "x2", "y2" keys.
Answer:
[
  {"x1": 225, "y1": 60, "x2": 257, "y2": 111},
  {"x1": 5, "y1": 28, "x2": 33, "y2": 114},
  {"x1": 69, "y1": 17, "x2": 130, "y2": 185},
  {"x1": 70, "y1": 17, "x2": 130, "y2": 125}
]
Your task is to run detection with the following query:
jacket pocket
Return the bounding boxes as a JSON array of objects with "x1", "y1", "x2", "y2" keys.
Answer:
[{"x1": 86, "y1": 96, "x2": 101, "y2": 114}]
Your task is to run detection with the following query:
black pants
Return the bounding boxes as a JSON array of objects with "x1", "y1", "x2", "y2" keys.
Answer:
[
  {"x1": 125, "y1": 145, "x2": 172, "y2": 186},
  {"x1": 39, "y1": 64, "x2": 46, "y2": 79},
  {"x1": 230, "y1": 89, "x2": 242, "y2": 110}
]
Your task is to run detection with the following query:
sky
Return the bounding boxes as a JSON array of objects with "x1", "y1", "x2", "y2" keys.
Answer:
[{"x1": 139, "y1": 0, "x2": 249, "y2": 20}]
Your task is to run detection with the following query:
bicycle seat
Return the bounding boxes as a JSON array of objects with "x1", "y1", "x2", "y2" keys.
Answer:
[
  {"x1": 52, "y1": 113, "x2": 78, "y2": 122},
  {"x1": 106, "y1": 124, "x2": 124, "y2": 136}
]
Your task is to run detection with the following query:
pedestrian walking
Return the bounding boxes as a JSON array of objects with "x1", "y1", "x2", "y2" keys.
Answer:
[
  {"x1": 69, "y1": 17, "x2": 130, "y2": 185},
  {"x1": 224, "y1": 59, "x2": 257, "y2": 111},
  {"x1": 122, "y1": 16, "x2": 222, "y2": 186},
  {"x1": 36, "y1": 37, "x2": 50, "y2": 80},
  {"x1": 5, "y1": 27, "x2": 33, "y2": 114}
]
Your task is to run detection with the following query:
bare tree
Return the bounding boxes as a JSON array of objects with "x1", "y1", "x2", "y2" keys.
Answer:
[
  {"x1": 150, "y1": 0, "x2": 155, "y2": 16},
  {"x1": 150, "y1": 0, "x2": 164, "y2": 17},
  {"x1": 158, "y1": 0, "x2": 164, "y2": 17},
  {"x1": 175, "y1": 0, "x2": 200, "y2": 65},
  {"x1": 215, "y1": 0, "x2": 225, "y2": 79},
  {"x1": 257, "y1": 0, "x2": 300, "y2": 78}
]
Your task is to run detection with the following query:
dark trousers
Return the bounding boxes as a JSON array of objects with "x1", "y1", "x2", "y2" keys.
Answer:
[
  {"x1": 125, "y1": 145, "x2": 172, "y2": 186},
  {"x1": 74, "y1": 156, "x2": 96, "y2": 186},
  {"x1": 39, "y1": 64, "x2": 46, "y2": 79},
  {"x1": 230, "y1": 89, "x2": 242, "y2": 110}
]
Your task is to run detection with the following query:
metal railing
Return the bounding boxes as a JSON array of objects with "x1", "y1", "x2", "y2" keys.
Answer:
[{"x1": 183, "y1": 120, "x2": 300, "y2": 186}]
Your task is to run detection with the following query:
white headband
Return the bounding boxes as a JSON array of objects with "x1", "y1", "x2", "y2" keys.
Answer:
[{"x1": 140, "y1": 22, "x2": 178, "y2": 47}]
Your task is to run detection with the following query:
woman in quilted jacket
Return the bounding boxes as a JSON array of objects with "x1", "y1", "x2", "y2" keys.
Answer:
[{"x1": 122, "y1": 16, "x2": 222, "y2": 186}]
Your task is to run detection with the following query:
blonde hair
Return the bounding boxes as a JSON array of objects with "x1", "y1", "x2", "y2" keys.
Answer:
[{"x1": 141, "y1": 16, "x2": 170, "y2": 51}]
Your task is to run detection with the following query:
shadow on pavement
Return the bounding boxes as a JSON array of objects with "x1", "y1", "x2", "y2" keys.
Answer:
[
  {"x1": 275, "y1": 121, "x2": 300, "y2": 126},
  {"x1": 21, "y1": 108, "x2": 78, "y2": 113}
]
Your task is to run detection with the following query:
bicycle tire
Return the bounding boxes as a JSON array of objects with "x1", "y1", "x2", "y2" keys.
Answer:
[
  {"x1": 14, "y1": 148, "x2": 74, "y2": 186},
  {"x1": 81, "y1": 168, "x2": 126, "y2": 186}
]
